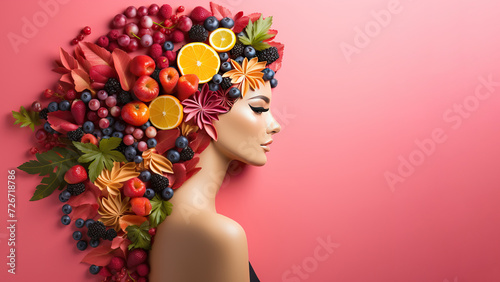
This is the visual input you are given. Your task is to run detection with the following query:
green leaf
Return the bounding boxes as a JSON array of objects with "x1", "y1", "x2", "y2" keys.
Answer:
[
  {"x1": 73, "y1": 138, "x2": 126, "y2": 182},
  {"x1": 126, "y1": 221, "x2": 151, "y2": 250},
  {"x1": 149, "y1": 195, "x2": 173, "y2": 228},
  {"x1": 242, "y1": 15, "x2": 273, "y2": 51},
  {"x1": 12, "y1": 106, "x2": 41, "y2": 131},
  {"x1": 18, "y1": 146, "x2": 81, "y2": 201}
]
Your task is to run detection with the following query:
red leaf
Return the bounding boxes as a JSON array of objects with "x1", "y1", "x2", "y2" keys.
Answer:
[
  {"x1": 85, "y1": 180, "x2": 102, "y2": 199},
  {"x1": 91, "y1": 82, "x2": 105, "y2": 90},
  {"x1": 189, "y1": 130, "x2": 211, "y2": 153},
  {"x1": 59, "y1": 47, "x2": 79, "y2": 70},
  {"x1": 75, "y1": 44, "x2": 91, "y2": 72},
  {"x1": 267, "y1": 41, "x2": 284, "y2": 73},
  {"x1": 78, "y1": 42, "x2": 113, "y2": 67},
  {"x1": 265, "y1": 29, "x2": 278, "y2": 42},
  {"x1": 52, "y1": 66, "x2": 70, "y2": 74},
  {"x1": 47, "y1": 111, "x2": 78, "y2": 133},
  {"x1": 81, "y1": 240, "x2": 122, "y2": 266},
  {"x1": 170, "y1": 163, "x2": 187, "y2": 189},
  {"x1": 57, "y1": 81, "x2": 75, "y2": 95},
  {"x1": 71, "y1": 69, "x2": 93, "y2": 93},
  {"x1": 248, "y1": 13, "x2": 262, "y2": 22},
  {"x1": 90, "y1": 65, "x2": 116, "y2": 84},
  {"x1": 60, "y1": 73, "x2": 73, "y2": 85},
  {"x1": 112, "y1": 48, "x2": 136, "y2": 91},
  {"x1": 233, "y1": 16, "x2": 249, "y2": 34},
  {"x1": 234, "y1": 11, "x2": 244, "y2": 21},
  {"x1": 69, "y1": 204, "x2": 98, "y2": 221},
  {"x1": 210, "y1": 2, "x2": 232, "y2": 20},
  {"x1": 155, "y1": 128, "x2": 180, "y2": 155},
  {"x1": 111, "y1": 236, "x2": 130, "y2": 258}
]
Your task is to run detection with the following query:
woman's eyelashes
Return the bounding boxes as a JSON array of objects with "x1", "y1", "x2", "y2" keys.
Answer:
[{"x1": 249, "y1": 105, "x2": 269, "y2": 114}]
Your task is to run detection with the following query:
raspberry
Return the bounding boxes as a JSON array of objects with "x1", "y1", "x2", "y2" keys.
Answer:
[
  {"x1": 97, "y1": 36, "x2": 109, "y2": 48},
  {"x1": 164, "y1": 50, "x2": 176, "y2": 63},
  {"x1": 171, "y1": 29, "x2": 184, "y2": 43},
  {"x1": 159, "y1": 4, "x2": 173, "y2": 19},
  {"x1": 149, "y1": 43, "x2": 163, "y2": 60}
]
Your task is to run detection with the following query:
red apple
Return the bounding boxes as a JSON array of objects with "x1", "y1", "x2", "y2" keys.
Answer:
[
  {"x1": 133, "y1": 75, "x2": 159, "y2": 102},
  {"x1": 123, "y1": 177, "x2": 146, "y2": 198},
  {"x1": 130, "y1": 197, "x2": 152, "y2": 216},
  {"x1": 130, "y1": 55, "x2": 156, "y2": 77},
  {"x1": 176, "y1": 74, "x2": 199, "y2": 101},
  {"x1": 64, "y1": 165, "x2": 88, "y2": 184},
  {"x1": 121, "y1": 101, "x2": 150, "y2": 126},
  {"x1": 159, "y1": 67, "x2": 179, "y2": 94}
]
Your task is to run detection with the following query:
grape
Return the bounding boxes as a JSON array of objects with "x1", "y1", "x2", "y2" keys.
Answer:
[
  {"x1": 124, "y1": 23, "x2": 139, "y2": 37},
  {"x1": 110, "y1": 106, "x2": 121, "y2": 117},
  {"x1": 138, "y1": 28, "x2": 152, "y2": 37},
  {"x1": 128, "y1": 38, "x2": 140, "y2": 52},
  {"x1": 176, "y1": 16, "x2": 192, "y2": 32},
  {"x1": 99, "y1": 118, "x2": 110, "y2": 129},
  {"x1": 117, "y1": 34, "x2": 131, "y2": 47},
  {"x1": 97, "y1": 90, "x2": 108, "y2": 100},
  {"x1": 97, "y1": 107, "x2": 109, "y2": 118},
  {"x1": 123, "y1": 134, "x2": 135, "y2": 145},
  {"x1": 133, "y1": 129, "x2": 144, "y2": 139},
  {"x1": 137, "y1": 141, "x2": 148, "y2": 152},
  {"x1": 140, "y1": 16, "x2": 153, "y2": 28},
  {"x1": 87, "y1": 111, "x2": 98, "y2": 122},
  {"x1": 125, "y1": 126, "x2": 135, "y2": 134},
  {"x1": 31, "y1": 101, "x2": 42, "y2": 112},
  {"x1": 140, "y1": 34, "x2": 153, "y2": 47},
  {"x1": 88, "y1": 99, "x2": 100, "y2": 111},
  {"x1": 112, "y1": 14, "x2": 127, "y2": 28},
  {"x1": 124, "y1": 6, "x2": 137, "y2": 18},
  {"x1": 153, "y1": 31, "x2": 166, "y2": 44},
  {"x1": 105, "y1": 96, "x2": 117, "y2": 108},
  {"x1": 148, "y1": 4, "x2": 160, "y2": 16},
  {"x1": 145, "y1": 126, "x2": 157, "y2": 138},
  {"x1": 137, "y1": 6, "x2": 148, "y2": 17}
]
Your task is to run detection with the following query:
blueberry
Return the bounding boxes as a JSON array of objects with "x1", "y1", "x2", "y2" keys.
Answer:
[
  {"x1": 81, "y1": 91, "x2": 92, "y2": 103},
  {"x1": 244, "y1": 46, "x2": 256, "y2": 58},
  {"x1": 140, "y1": 121, "x2": 152, "y2": 131},
  {"x1": 204, "y1": 16, "x2": 219, "y2": 31},
  {"x1": 237, "y1": 31, "x2": 246, "y2": 38},
  {"x1": 44, "y1": 122, "x2": 54, "y2": 133},
  {"x1": 228, "y1": 87, "x2": 241, "y2": 99},
  {"x1": 167, "y1": 149, "x2": 180, "y2": 163},
  {"x1": 59, "y1": 100, "x2": 70, "y2": 111},
  {"x1": 114, "y1": 121, "x2": 126, "y2": 132},
  {"x1": 219, "y1": 52, "x2": 229, "y2": 62},
  {"x1": 112, "y1": 132, "x2": 124, "y2": 138},
  {"x1": 132, "y1": 142, "x2": 139, "y2": 150},
  {"x1": 270, "y1": 78, "x2": 278, "y2": 88},
  {"x1": 220, "y1": 62, "x2": 232, "y2": 72},
  {"x1": 77, "y1": 240, "x2": 88, "y2": 251},
  {"x1": 89, "y1": 239, "x2": 100, "y2": 248},
  {"x1": 175, "y1": 136, "x2": 189, "y2": 149},
  {"x1": 163, "y1": 41, "x2": 174, "y2": 51},
  {"x1": 212, "y1": 74, "x2": 223, "y2": 85},
  {"x1": 106, "y1": 116, "x2": 115, "y2": 126},
  {"x1": 59, "y1": 190, "x2": 71, "y2": 202},
  {"x1": 134, "y1": 155, "x2": 143, "y2": 163},
  {"x1": 83, "y1": 121, "x2": 95, "y2": 133},
  {"x1": 220, "y1": 17, "x2": 235, "y2": 29},
  {"x1": 102, "y1": 135, "x2": 110, "y2": 139},
  {"x1": 262, "y1": 68, "x2": 275, "y2": 81},
  {"x1": 93, "y1": 129, "x2": 103, "y2": 139},
  {"x1": 84, "y1": 219, "x2": 95, "y2": 229},
  {"x1": 61, "y1": 215, "x2": 71, "y2": 225},
  {"x1": 102, "y1": 127, "x2": 113, "y2": 136},
  {"x1": 75, "y1": 218, "x2": 85, "y2": 228},
  {"x1": 139, "y1": 170, "x2": 152, "y2": 182},
  {"x1": 147, "y1": 138, "x2": 157, "y2": 148},
  {"x1": 48, "y1": 101, "x2": 59, "y2": 112},
  {"x1": 89, "y1": 265, "x2": 101, "y2": 275},
  {"x1": 235, "y1": 56, "x2": 245, "y2": 65},
  {"x1": 144, "y1": 188, "x2": 155, "y2": 200},
  {"x1": 73, "y1": 231, "x2": 82, "y2": 241},
  {"x1": 209, "y1": 83, "x2": 219, "y2": 91},
  {"x1": 62, "y1": 204, "x2": 72, "y2": 214},
  {"x1": 161, "y1": 187, "x2": 174, "y2": 201},
  {"x1": 125, "y1": 146, "x2": 137, "y2": 160}
]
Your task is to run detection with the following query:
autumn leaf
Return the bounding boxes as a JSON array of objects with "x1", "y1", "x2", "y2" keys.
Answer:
[
  {"x1": 112, "y1": 48, "x2": 136, "y2": 91},
  {"x1": 71, "y1": 69, "x2": 93, "y2": 93}
]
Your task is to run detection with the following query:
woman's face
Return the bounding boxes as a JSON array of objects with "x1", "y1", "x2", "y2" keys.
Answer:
[{"x1": 213, "y1": 81, "x2": 281, "y2": 166}]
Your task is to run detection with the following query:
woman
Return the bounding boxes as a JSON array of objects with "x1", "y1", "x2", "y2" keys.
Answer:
[{"x1": 149, "y1": 80, "x2": 281, "y2": 282}]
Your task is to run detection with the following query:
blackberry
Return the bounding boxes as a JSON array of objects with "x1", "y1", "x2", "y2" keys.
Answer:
[
  {"x1": 116, "y1": 141, "x2": 127, "y2": 155},
  {"x1": 104, "y1": 78, "x2": 122, "y2": 94},
  {"x1": 230, "y1": 43, "x2": 244, "y2": 58},
  {"x1": 150, "y1": 173, "x2": 169, "y2": 193},
  {"x1": 39, "y1": 108, "x2": 49, "y2": 120},
  {"x1": 257, "y1": 47, "x2": 279, "y2": 64},
  {"x1": 188, "y1": 25, "x2": 208, "y2": 42},
  {"x1": 180, "y1": 147, "x2": 194, "y2": 161},
  {"x1": 87, "y1": 221, "x2": 106, "y2": 240},
  {"x1": 67, "y1": 127, "x2": 84, "y2": 141},
  {"x1": 105, "y1": 229, "x2": 117, "y2": 241},
  {"x1": 66, "y1": 183, "x2": 86, "y2": 196},
  {"x1": 220, "y1": 77, "x2": 233, "y2": 90},
  {"x1": 117, "y1": 91, "x2": 132, "y2": 106}
]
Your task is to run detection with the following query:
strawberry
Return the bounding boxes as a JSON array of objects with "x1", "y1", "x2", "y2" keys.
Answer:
[
  {"x1": 64, "y1": 165, "x2": 88, "y2": 184},
  {"x1": 107, "y1": 256, "x2": 125, "y2": 272},
  {"x1": 99, "y1": 266, "x2": 113, "y2": 277},
  {"x1": 127, "y1": 249, "x2": 148, "y2": 268},
  {"x1": 136, "y1": 263, "x2": 149, "y2": 277},
  {"x1": 130, "y1": 197, "x2": 152, "y2": 216},
  {"x1": 71, "y1": 99, "x2": 86, "y2": 125},
  {"x1": 190, "y1": 6, "x2": 212, "y2": 23},
  {"x1": 149, "y1": 43, "x2": 163, "y2": 61}
]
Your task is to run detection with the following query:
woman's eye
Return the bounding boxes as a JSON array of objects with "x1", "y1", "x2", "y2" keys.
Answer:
[{"x1": 249, "y1": 105, "x2": 269, "y2": 114}]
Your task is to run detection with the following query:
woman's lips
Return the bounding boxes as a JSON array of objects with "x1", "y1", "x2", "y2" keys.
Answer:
[{"x1": 260, "y1": 140, "x2": 273, "y2": 152}]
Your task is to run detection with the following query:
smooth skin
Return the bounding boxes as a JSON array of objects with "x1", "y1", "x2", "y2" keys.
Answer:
[{"x1": 149, "y1": 81, "x2": 281, "y2": 282}]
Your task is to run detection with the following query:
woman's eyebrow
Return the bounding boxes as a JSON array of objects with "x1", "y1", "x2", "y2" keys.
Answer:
[{"x1": 248, "y1": 95, "x2": 270, "y2": 103}]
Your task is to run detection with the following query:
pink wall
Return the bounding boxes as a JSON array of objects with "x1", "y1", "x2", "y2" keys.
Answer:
[{"x1": 1, "y1": 0, "x2": 500, "y2": 281}]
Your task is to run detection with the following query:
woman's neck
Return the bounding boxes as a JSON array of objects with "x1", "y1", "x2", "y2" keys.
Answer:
[{"x1": 169, "y1": 141, "x2": 230, "y2": 214}]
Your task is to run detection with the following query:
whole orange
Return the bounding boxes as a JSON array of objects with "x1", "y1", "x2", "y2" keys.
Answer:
[{"x1": 121, "y1": 101, "x2": 150, "y2": 126}]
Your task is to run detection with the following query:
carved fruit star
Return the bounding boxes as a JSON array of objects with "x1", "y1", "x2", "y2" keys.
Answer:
[{"x1": 222, "y1": 57, "x2": 266, "y2": 97}]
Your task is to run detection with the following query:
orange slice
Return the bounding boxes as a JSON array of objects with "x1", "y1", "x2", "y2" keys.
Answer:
[
  {"x1": 148, "y1": 95, "x2": 183, "y2": 130},
  {"x1": 177, "y1": 42, "x2": 221, "y2": 83},
  {"x1": 209, "y1": 28, "x2": 236, "y2": 52}
]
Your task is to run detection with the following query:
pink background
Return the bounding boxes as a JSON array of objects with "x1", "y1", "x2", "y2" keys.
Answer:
[{"x1": 1, "y1": 0, "x2": 500, "y2": 281}]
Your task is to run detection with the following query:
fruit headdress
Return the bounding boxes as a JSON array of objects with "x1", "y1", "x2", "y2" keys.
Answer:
[{"x1": 13, "y1": 2, "x2": 283, "y2": 280}]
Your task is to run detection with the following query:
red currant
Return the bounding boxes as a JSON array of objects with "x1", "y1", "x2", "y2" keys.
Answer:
[
  {"x1": 177, "y1": 6, "x2": 185, "y2": 13},
  {"x1": 71, "y1": 38, "x2": 79, "y2": 45},
  {"x1": 76, "y1": 34, "x2": 84, "y2": 41},
  {"x1": 43, "y1": 89, "x2": 54, "y2": 99},
  {"x1": 82, "y1": 26, "x2": 91, "y2": 35},
  {"x1": 30, "y1": 147, "x2": 40, "y2": 155},
  {"x1": 171, "y1": 15, "x2": 178, "y2": 23}
]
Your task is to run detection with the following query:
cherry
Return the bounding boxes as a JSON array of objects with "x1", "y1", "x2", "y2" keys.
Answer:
[
  {"x1": 82, "y1": 26, "x2": 91, "y2": 35},
  {"x1": 31, "y1": 101, "x2": 42, "y2": 112}
]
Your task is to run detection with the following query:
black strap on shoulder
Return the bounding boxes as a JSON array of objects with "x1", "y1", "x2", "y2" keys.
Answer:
[{"x1": 249, "y1": 261, "x2": 260, "y2": 282}]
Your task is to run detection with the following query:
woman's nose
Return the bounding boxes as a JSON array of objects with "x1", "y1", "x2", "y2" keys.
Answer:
[{"x1": 267, "y1": 112, "x2": 281, "y2": 134}]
